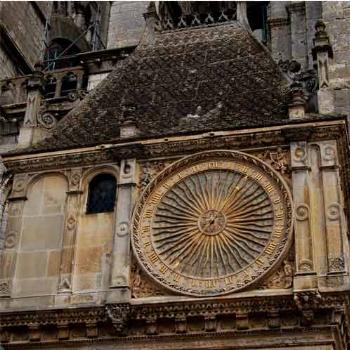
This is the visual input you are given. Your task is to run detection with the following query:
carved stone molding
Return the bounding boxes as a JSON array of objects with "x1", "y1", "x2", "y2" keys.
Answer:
[
  {"x1": 291, "y1": 142, "x2": 308, "y2": 168},
  {"x1": 0, "y1": 294, "x2": 349, "y2": 345},
  {"x1": 4, "y1": 230, "x2": 17, "y2": 249},
  {"x1": 329, "y1": 257, "x2": 345, "y2": 273},
  {"x1": 3, "y1": 122, "x2": 347, "y2": 174},
  {"x1": 0, "y1": 279, "x2": 10, "y2": 296},
  {"x1": 139, "y1": 159, "x2": 174, "y2": 193},
  {"x1": 9, "y1": 173, "x2": 29, "y2": 199},
  {"x1": 262, "y1": 259, "x2": 294, "y2": 289},
  {"x1": 105, "y1": 304, "x2": 130, "y2": 335},
  {"x1": 295, "y1": 203, "x2": 309, "y2": 221},
  {"x1": 294, "y1": 290, "x2": 322, "y2": 325}
]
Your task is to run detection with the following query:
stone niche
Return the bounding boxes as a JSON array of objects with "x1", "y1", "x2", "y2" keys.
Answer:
[{"x1": 12, "y1": 174, "x2": 68, "y2": 298}]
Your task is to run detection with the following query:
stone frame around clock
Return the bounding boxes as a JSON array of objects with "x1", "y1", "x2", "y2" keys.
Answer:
[{"x1": 131, "y1": 150, "x2": 294, "y2": 297}]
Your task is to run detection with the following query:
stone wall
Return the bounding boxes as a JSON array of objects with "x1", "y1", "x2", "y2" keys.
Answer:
[
  {"x1": 0, "y1": 1, "x2": 52, "y2": 78},
  {"x1": 107, "y1": 1, "x2": 149, "y2": 48},
  {"x1": 323, "y1": 1, "x2": 350, "y2": 115},
  {"x1": 0, "y1": 47, "x2": 18, "y2": 79}
]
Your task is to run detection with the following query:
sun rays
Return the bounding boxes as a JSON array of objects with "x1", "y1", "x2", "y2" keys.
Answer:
[{"x1": 152, "y1": 170, "x2": 273, "y2": 279}]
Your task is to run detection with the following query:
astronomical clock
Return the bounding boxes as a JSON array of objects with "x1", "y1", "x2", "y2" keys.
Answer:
[{"x1": 132, "y1": 151, "x2": 293, "y2": 296}]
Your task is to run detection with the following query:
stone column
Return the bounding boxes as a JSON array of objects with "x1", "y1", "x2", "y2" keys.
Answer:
[
  {"x1": 0, "y1": 160, "x2": 10, "y2": 247},
  {"x1": 142, "y1": 2, "x2": 160, "y2": 45},
  {"x1": 312, "y1": 20, "x2": 334, "y2": 114},
  {"x1": 56, "y1": 169, "x2": 83, "y2": 304},
  {"x1": 0, "y1": 174, "x2": 29, "y2": 297},
  {"x1": 17, "y1": 63, "x2": 44, "y2": 148},
  {"x1": 291, "y1": 142, "x2": 317, "y2": 291},
  {"x1": 305, "y1": 2, "x2": 322, "y2": 69},
  {"x1": 269, "y1": 1, "x2": 291, "y2": 62},
  {"x1": 288, "y1": 82, "x2": 306, "y2": 120},
  {"x1": 318, "y1": 141, "x2": 346, "y2": 277},
  {"x1": 289, "y1": 1, "x2": 308, "y2": 69},
  {"x1": 108, "y1": 158, "x2": 137, "y2": 302}
]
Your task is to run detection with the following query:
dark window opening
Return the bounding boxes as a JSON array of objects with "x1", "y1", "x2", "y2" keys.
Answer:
[
  {"x1": 44, "y1": 75, "x2": 57, "y2": 98},
  {"x1": 61, "y1": 72, "x2": 78, "y2": 97},
  {"x1": 86, "y1": 174, "x2": 117, "y2": 214},
  {"x1": 247, "y1": 2, "x2": 269, "y2": 44},
  {"x1": 44, "y1": 39, "x2": 80, "y2": 71}
]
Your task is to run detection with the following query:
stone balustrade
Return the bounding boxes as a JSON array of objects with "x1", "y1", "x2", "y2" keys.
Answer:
[{"x1": 0, "y1": 66, "x2": 86, "y2": 106}]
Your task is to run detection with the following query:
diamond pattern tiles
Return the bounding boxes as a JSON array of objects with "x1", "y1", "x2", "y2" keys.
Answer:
[{"x1": 23, "y1": 23, "x2": 288, "y2": 154}]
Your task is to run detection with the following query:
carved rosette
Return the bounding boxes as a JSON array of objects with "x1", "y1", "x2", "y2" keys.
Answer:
[{"x1": 132, "y1": 151, "x2": 293, "y2": 296}]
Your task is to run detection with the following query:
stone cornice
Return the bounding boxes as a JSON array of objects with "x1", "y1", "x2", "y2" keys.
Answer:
[
  {"x1": 2, "y1": 119, "x2": 348, "y2": 174},
  {"x1": 0, "y1": 293, "x2": 348, "y2": 347}
]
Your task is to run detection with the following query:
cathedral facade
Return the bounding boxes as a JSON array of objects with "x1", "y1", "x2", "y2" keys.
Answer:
[{"x1": 1, "y1": 2, "x2": 350, "y2": 349}]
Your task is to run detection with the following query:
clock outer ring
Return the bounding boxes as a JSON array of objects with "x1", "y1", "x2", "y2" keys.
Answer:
[{"x1": 131, "y1": 150, "x2": 293, "y2": 297}]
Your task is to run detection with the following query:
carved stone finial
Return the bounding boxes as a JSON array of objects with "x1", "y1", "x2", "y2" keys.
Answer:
[
  {"x1": 288, "y1": 81, "x2": 306, "y2": 119},
  {"x1": 120, "y1": 105, "x2": 139, "y2": 138},
  {"x1": 313, "y1": 20, "x2": 333, "y2": 56},
  {"x1": 312, "y1": 20, "x2": 333, "y2": 89}
]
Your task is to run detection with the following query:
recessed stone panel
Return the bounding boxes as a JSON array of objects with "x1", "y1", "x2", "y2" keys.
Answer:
[
  {"x1": 15, "y1": 251, "x2": 48, "y2": 278},
  {"x1": 20, "y1": 215, "x2": 64, "y2": 250}
]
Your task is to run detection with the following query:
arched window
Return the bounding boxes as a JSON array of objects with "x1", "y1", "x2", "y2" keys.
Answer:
[{"x1": 86, "y1": 174, "x2": 117, "y2": 214}]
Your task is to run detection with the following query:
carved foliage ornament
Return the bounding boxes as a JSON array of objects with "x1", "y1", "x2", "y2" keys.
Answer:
[{"x1": 132, "y1": 151, "x2": 293, "y2": 296}]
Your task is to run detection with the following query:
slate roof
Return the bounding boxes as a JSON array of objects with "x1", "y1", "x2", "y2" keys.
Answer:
[{"x1": 15, "y1": 22, "x2": 290, "y2": 154}]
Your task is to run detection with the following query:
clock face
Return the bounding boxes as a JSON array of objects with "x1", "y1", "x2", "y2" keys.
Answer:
[{"x1": 132, "y1": 151, "x2": 292, "y2": 296}]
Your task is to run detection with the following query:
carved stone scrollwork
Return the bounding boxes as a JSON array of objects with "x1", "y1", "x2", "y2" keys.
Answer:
[
  {"x1": 328, "y1": 256, "x2": 345, "y2": 273},
  {"x1": 261, "y1": 148, "x2": 289, "y2": 175},
  {"x1": 262, "y1": 259, "x2": 293, "y2": 289},
  {"x1": 131, "y1": 262, "x2": 166, "y2": 298},
  {"x1": 37, "y1": 112, "x2": 57, "y2": 129},
  {"x1": 299, "y1": 259, "x2": 314, "y2": 273},
  {"x1": 139, "y1": 160, "x2": 173, "y2": 193},
  {"x1": 0, "y1": 280, "x2": 10, "y2": 296},
  {"x1": 105, "y1": 304, "x2": 130, "y2": 336}
]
